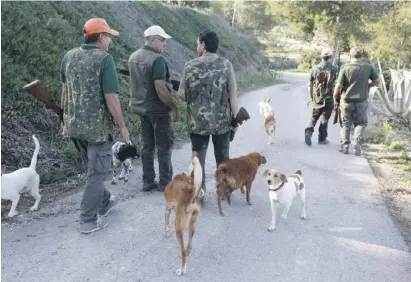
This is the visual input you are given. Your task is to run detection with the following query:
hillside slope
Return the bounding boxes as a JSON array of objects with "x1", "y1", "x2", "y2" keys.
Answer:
[{"x1": 1, "y1": 1, "x2": 272, "y2": 184}]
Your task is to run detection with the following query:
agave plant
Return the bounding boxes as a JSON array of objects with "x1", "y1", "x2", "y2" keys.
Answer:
[{"x1": 369, "y1": 60, "x2": 411, "y2": 128}]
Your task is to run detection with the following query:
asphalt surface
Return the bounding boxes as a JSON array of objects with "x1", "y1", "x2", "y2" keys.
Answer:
[{"x1": 2, "y1": 73, "x2": 411, "y2": 282}]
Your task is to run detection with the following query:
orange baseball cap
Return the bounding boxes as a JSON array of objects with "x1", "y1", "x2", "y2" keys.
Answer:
[{"x1": 83, "y1": 18, "x2": 119, "y2": 37}]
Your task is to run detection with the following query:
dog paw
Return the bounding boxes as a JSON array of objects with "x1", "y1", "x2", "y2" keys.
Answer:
[
  {"x1": 124, "y1": 178, "x2": 128, "y2": 183},
  {"x1": 175, "y1": 267, "x2": 186, "y2": 276},
  {"x1": 29, "y1": 206, "x2": 38, "y2": 211},
  {"x1": 300, "y1": 214, "x2": 307, "y2": 220},
  {"x1": 8, "y1": 211, "x2": 18, "y2": 218},
  {"x1": 111, "y1": 180, "x2": 117, "y2": 185},
  {"x1": 163, "y1": 229, "x2": 171, "y2": 238},
  {"x1": 268, "y1": 225, "x2": 276, "y2": 232},
  {"x1": 281, "y1": 214, "x2": 288, "y2": 219},
  {"x1": 118, "y1": 175, "x2": 124, "y2": 180},
  {"x1": 219, "y1": 210, "x2": 225, "y2": 216}
]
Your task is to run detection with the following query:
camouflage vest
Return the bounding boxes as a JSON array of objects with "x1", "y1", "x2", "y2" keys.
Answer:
[
  {"x1": 184, "y1": 56, "x2": 232, "y2": 135},
  {"x1": 63, "y1": 47, "x2": 115, "y2": 142}
]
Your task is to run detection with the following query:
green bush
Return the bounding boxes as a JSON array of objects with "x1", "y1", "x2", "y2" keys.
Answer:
[{"x1": 298, "y1": 48, "x2": 321, "y2": 70}]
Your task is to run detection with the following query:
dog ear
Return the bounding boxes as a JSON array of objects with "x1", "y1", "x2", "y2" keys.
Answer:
[
  {"x1": 267, "y1": 98, "x2": 271, "y2": 103},
  {"x1": 263, "y1": 169, "x2": 269, "y2": 177},
  {"x1": 280, "y1": 174, "x2": 288, "y2": 183},
  {"x1": 299, "y1": 182, "x2": 304, "y2": 189}
]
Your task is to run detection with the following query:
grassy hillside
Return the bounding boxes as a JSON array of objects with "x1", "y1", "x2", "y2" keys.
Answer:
[{"x1": 1, "y1": 1, "x2": 274, "y2": 184}]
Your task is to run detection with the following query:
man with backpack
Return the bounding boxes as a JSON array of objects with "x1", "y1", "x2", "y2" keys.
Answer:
[
  {"x1": 305, "y1": 48, "x2": 338, "y2": 146},
  {"x1": 333, "y1": 46, "x2": 380, "y2": 156}
]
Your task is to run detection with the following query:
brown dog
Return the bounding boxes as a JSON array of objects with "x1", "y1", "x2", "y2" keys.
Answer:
[
  {"x1": 164, "y1": 152, "x2": 203, "y2": 276},
  {"x1": 215, "y1": 152, "x2": 267, "y2": 216}
]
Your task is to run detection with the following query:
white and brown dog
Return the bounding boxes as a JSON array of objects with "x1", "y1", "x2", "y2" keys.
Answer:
[
  {"x1": 111, "y1": 141, "x2": 140, "y2": 184},
  {"x1": 258, "y1": 97, "x2": 276, "y2": 145},
  {"x1": 1, "y1": 135, "x2": 42, "y2": 217},
  {"x1": 263, "y1": 168, "x2": 307, "y2": 231}
]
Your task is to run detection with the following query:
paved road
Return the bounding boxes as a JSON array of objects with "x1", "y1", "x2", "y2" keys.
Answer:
[{"x1": 2, "y1": 73, "x2": 411, "y2": 282}]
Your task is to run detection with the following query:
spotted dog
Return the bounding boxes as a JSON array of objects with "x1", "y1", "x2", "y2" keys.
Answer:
[{"x1": 111, "y1": 141, "x2": 140, "y2": 184}]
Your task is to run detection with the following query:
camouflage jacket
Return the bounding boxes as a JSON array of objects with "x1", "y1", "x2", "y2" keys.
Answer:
[
  {"x1": 183, "y1": 55, "x2": 233, "y2": 135},
  {"x1": 62, "y1": 47, "x2": 115, "y2": 142}
]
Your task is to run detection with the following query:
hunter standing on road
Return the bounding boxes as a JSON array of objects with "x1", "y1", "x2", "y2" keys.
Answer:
[
  {"x1": 60, "y1": 18, "x2": 130, "y2": 234},
  {"x1": 333, "y1": 46, "x2": 380, "y2": 155},
  {"x1": 305, "y1": 48, "x2": 338, "y2": 146},
  {"x1": 128, "y1": 25, "x2": 179, "y2": 193},
  {"x1": 178, "y1": 30, "x2": 239, "y2": 202}
]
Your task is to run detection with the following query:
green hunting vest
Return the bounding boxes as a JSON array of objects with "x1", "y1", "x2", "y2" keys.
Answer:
[
  {"x1": 128, "y1": 47, "x2": 171, "y2": 116},
  {"x1": 63, "y1": 47, "x2": 115, "y2": 142}
]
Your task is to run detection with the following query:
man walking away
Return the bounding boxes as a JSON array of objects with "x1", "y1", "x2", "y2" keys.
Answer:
[
  {"x1": 60, "y1": 18, "x2": 130, "y2": 234},
  {"x1": 128, "y1": 25, "x2": 179, "y2": 192},
  {"x1": 333, "y1": 46, "x2": 380, "y2": 156},
  {"x1": 305, "y1": 48, "x2": 338, "y2": 146},
  {"x1": 178, "y1": 30, "x2": 239, "y2": 202}
]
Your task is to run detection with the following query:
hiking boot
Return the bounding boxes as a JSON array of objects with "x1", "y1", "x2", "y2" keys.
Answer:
[
  {"x1": 305, "y1": 131, "x2": 312, "y2": 146},
  {"x1": 142, "y1": 182, "x2": 158, "y2": 192},
  {"x1": 318, "y1": 139, "x2": 330, "y2": 145},
  {"x1": 339, "y1": 146, "x2": 349, "y2": 154},
  {"x1": 79, "y1": 217, "x2": 108, "y2": 234},
  {"x1": 98, "y1": 198, "x2": 117, "y2": 217},
  {"x1": 156, "y1": 183, "x2": 168, "y2": 192},
  {"x1": 354, "y1": 145, "x2": 362, "y2": 156}
]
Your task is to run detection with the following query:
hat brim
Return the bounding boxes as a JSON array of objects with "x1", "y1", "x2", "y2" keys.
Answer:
[
  {"x1": 160, "y1": 32, "x2": 172, "y2": 39},
  {"x1": 108, "y1": 29, "x2": 120, "y2": 36}
]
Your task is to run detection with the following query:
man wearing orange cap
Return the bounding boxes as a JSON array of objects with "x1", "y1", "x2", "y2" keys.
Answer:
[
  {"x1": 128, "y1": 25, "x2": 178, "y2": 193},
  {"x1": 60, "y1": 18, "x2": 130, "y2": 234}
]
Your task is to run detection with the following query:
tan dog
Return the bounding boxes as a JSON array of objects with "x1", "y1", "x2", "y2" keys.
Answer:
[
  {"x1": 164, "y1": 152, "x2": 203, "y2": 276},
  {"x1": 215, "y1": 152, "x2": 267, "y2": 216},
  {"x1": 258, "y1": 97, "x2": 276, "y2": 145}
]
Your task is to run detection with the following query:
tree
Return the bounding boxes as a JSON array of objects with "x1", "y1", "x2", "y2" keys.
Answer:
[{"x1": 364, "y1": 2, "x2": 411, "y2": 68}]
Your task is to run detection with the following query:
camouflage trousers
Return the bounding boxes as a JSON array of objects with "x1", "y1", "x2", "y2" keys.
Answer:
[
  {"x1": 305, "y1": 99, "x2": 334, "y2": 142},
  {"x1": 339, "y1": 100, "x2": 369, "y2": 149},
  {"x1": 190, "y1": 131, "x2": 231, "y2": 192}
]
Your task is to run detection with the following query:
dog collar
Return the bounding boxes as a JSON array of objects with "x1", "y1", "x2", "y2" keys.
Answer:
[{"x1": 269, "y1": 182, "x2": 285, "y2": 192}]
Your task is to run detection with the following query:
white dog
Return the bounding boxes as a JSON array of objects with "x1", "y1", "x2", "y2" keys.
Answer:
[
  {"x1": 258, "y1": 97, "x2": 276, "y2": 145},
  {"x1": 262, "y1": 168, "x2": 307, "y2": 231},
  {"x1": 111, "y1": 141, "x2": 139, "y2": 184},
  {"x1": 1, "y1": 135, "x2": 41, "y2": 217}
]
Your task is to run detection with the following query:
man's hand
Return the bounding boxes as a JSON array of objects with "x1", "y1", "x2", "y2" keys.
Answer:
[
  {"x1": 171, "y1": 108, "x2": 180, "y2": 122},
  {"x1": 119, "y1": 127, "x2": 130, "y2": 142}
]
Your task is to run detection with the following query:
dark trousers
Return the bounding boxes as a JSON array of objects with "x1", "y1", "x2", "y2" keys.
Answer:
[
  {"x1": 140, "y1": 114, "x2": 174, "y2": 187},
  {"x1": 190, "y1": 131, "x2": 230, "y2": 192},
  {"x1": 305, "y1": 99, "x2": 334, "y2": 142},
  {"x1": 77, "y1": 139, "x2": 113, "y2": 223}
]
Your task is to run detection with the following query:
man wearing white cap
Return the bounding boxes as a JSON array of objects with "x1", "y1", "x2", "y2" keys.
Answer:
[
  {"x1": 128, "y1": 25, "x2": 179, "y2": 193},
  {"x1": 305, "y1": 47, "x2": 338, "y2": 146}
]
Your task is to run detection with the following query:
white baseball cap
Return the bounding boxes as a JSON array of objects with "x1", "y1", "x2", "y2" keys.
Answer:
[
  {"x1": 144, "y1": 25, "x2": 172, "y2": 39},
  {"x1": 321, "y1": 48, "x2": 333, "y2": 57}
]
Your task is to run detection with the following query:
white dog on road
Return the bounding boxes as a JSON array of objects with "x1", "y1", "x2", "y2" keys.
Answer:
[
  {"x1": 263, "y1": 168, "x2": 306, "y2": 231},
  {"x1": 1, "y1": 135, "x2": 41, "y2": 217},
  {"x1": 258, "y1": 97, "x2": 276, "y2": 145}
]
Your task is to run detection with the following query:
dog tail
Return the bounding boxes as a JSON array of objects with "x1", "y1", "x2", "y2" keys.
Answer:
[
  {"x1": 192, "y1": 155, "x2": 203, "y2": 200},
  {"x1": 30, "y1": 135, "x2": 40, "y2": 169}
]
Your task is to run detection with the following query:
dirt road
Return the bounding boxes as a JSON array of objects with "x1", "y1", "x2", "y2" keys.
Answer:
[{"x1": 2, "y1": 73, "x2": 410, "y2": 282}]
